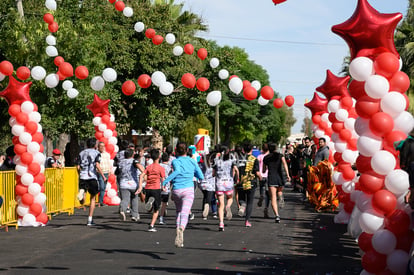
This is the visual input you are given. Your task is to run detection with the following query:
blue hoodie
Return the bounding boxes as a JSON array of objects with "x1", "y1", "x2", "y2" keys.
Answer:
[{"x1": 162, "y1": 156, "x2": 204, "y2": 190}]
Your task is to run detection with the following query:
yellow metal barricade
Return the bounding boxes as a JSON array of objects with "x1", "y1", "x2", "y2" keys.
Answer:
[{"x1": 0, "y1": 171, "x2": 17, "y2": 228}]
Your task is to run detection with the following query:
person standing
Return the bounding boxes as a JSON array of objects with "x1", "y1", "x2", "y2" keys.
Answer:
[
  {"x1": 46, "y1": 149, "x2": 64, "y2": 168},
  {"x1": 76, "y1": 138, "x2": 102, "y2": 226},
  {"x1": 263, "y1": 143, "x2": 290, "y2": 223},
  {"x1": 161, "y1": 142, "x2": 204, "y2": 248},
  {"x1": 97, "y1": 142, "x2": 113, "y2": 206},
  {"x1": 313, "y1": 137, "x2": 330, "y2": 165}
]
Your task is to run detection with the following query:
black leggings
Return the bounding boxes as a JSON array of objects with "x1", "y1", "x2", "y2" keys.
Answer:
[
  {"x1": 202, "y1": 190, "x2": 214, "y2": 207},
  {"x1": 238, "y1": 187, "x2": 256, "y2": 221}
]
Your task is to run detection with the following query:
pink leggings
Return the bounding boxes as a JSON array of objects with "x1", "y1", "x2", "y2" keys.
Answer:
[{"x1": 171, "y1": 187, "x2": 194, "y2": 230}]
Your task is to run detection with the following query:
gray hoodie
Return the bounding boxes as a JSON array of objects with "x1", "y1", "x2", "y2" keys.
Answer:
[{"x1": 313, "y1": 145, "x2": 329, "y2": 165}]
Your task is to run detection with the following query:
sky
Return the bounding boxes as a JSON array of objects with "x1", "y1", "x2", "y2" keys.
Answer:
[{"x1": 175, "y1": 0, "x2": 409, "y2": 134}]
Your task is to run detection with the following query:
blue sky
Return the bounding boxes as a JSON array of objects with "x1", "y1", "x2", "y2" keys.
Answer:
[{"x1": 176, "y1": 0, "x2": 409, "y2": 134}]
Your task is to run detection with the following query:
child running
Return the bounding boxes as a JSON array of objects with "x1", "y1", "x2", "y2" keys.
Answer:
[
  {"x1": 137, "y1": 148, "x2": 165, "y2": 232},
  {"x1": 159, "y1": 152, "x2": 172, "y2": 225},
  {"x1": 198, "y1": 153, "x2": 216, "y2": 220}
]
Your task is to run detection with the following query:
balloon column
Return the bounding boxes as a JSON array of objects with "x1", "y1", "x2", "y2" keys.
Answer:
[
  {"x1": 86, "y1": 94, "x2": 121, "y2": 206},
  {"x1": 332, "y1": 0, "x2": 411, "y2": 273},
  {"x1": 0, "y1": 74, "x2": 48, "y2": 226}
]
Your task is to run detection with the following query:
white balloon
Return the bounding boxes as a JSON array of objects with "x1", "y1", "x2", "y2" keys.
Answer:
[
  {"x1": 165, "y1": 33, "x2": 175, "y2": 44},
  {"x1": 321, "y1": 113, "x2": 330, "y2": 122},
  {"x1": 159, "y1": 82, "x2": 174, "y2": 96},
  {"x1": 22, "y1": 213, "x2": 37, "y2": 226},
  {"x1": 380, "y1": 92, "x2": 406, "y2": 118},
  {"x1": 17, "y1": 205, "x2": 29, "y2": 216},
  {"x1": 357, "y1": 134, "x2": 382, "y2": 157},
  {"x1": 102, "y1": 68, "x2": 117, "y2": 82},
  {"x1": 108, "y1": 136, "x2": 118, "y2": 145},
  {"x1": 334, "y1": 141, "x2": 347, "y2": 153},
  {"x1": 45, "y1": 46, "x2": 58, "y2": 57},
  {"x1": 107, "y1": 189, "x2": 117, "y2": 198},
  {"x1": 34, "y1": 192, "x2": 46, "y2": 205},
  {"x1": 206, "y1": 91, "x2": 222, "y2": 107},
  {"x1": 123, "y1": 7, "x2": 133, "y2": 17},
  {"x1": 27, "y1": 142, "x2": 40, "y2": 154},
  {"x1": 371, "y1": 150, "x2": 396, "y2": 175},
  {"x1": 33, "y1": 152, "x2": 46, "y2": 165},
  {"x1": 15, "y1": 164, "x2": 28, "y2": 176},
  {"x1": 134, "y1": 22, "x2": 145, "y2": 32},
  {"x1": 342, "y1": 149, "x2": 357, "y2": 164},
  {"x1": 45, "y1": 0, "x2": 57, "y2": 11},
  {"x1": 90, "y1": 76, "x2": 105, "y2": 91},
  {"x1": 114, "y1": 145, "x2": 119, "y2": 153},
  {"x1": 12, "y1": 124, "x2": 25, "y2": 136},
  {"x1": 209, "y1": 58, "x2": 219, "y2": 69},
  {"x1": 28, "y1": 183, "x2": 41, "y2": 196},
  {"x1": 385, "y1": 169, "x2": 410, "y2": 196},
  {"x1": 334, "y1": 209, "x2": 350, "y2": 224},
  {"x1": 45, "y1": 74, "x2": 59, "y2": 88},
  {"x1": 344, "y1": 117, "x2": 356, "y2": 131},
  {"x1": 229, "y1": 77, "x2": 243, "y2": 95},
  {"x1": 335, "y1": 108, "x2": 349, "y2": 122},
  {"x1": 31, "y1": 66, "x2": 47, "y2": 81},
  {"x1": 314, "y1": 129, "x2": 325, "y2": 139},
  {"x1": 98, "y1": 123, "x2": 107, "y2": 132},
  {"x1": 0, "y1": 72, "x2": 5, "y2": 81},
  {"x1": 45, "y1": 35, "x2": 56, "y2": 46},
  {"x1": 218, "y1": 69, "x2": 229, "y2": 80},
  {"x1": 9, "y1": 117, "x2": 17, "y2": 127},
  {"x1": 67, "y1": 88, "x2": 79, "y2": 99},
  {"x1": 111, "y1": 196, "x2": 121, "y2": 205},
  {"x1": 29, "y1": 112, "x2": 41, "y2": 123},
  {"x1": 92, "y1": 116, "x2": 102, "y2": 126},
  {"x1": 393, "y1": 111, "x2": 414, "y2": 134},
  {"x1": 257, "y1": 96, "x2": 269, "y2": 106},
  {"x1": 251, "y1": 80, "x2": 261, "y2": 91},
  {"x1": 354, "y1": 117, "x2": 370, "y2": 136},
  {"x1": 387, "y1": 250, "x2": 409, "y2": 275},
  {"x1": 173, "y1": 46, "x2": 183, "y2": 56},
  {"x1": 19, "y1": 132, "x2": 32, "y2": 145},
  {"x1": 359, "y1": 209, "x2": 384, "y2": 234},
  {"x1": 21, "y1": 101, "x2": 34, "y2": 114},
  {"x1": 110, "y1": 114, "x2": 115, "y2": 122},
  {"x1": 342, "y1": 181, "x2": 355, "y2": 193},
  {"x1": 356, "y1": 192, "x2": 373, "y2": 212},
  {"x1": 21, "y1": 173, "x2": 34, "y2": 186},
  {"x1": 327, "y1": 99, "x2": 340, "y2": 113},
  {"x1": 332, "y1": 172, "x2": 345, "y2": 185},
  {"x1": 13, "y1": 155, "x2": 21, "y2": 166},
  {"x1": 349, "y1": 57, "x2": 374, "y2": 81},
  {"x1": 372, "y1": 229, "x2": 396, "y2": 255},
  {"x1": 62, "y1": 80, "x2": 73, "y2": 91},
  {"x1": 151, "y1": 71, "x2": 166, "y2": 87},
  {"x1": 364, "y1": 75, "x2": 390, "y2": 99}
]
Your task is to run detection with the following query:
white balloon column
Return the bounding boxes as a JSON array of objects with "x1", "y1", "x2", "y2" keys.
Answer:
[
  {"x1": 0, "y1": 76, "x2": 48, "y2": 226},
  {"x1": 332, "y1": 0, "x2": 412, "y2": 273},
  {"x1": 87, "y1": 94, "x2": 121, "y2": 206}
]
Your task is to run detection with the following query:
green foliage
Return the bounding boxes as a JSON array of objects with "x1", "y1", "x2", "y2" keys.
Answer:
[{"x1": 177, "y1": 114, "x2": 212, "y2": 145}]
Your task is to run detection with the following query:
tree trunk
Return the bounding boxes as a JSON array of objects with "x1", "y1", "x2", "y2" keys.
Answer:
[
  {"x1": 151, "y1": 129, "x2": 163, "y2": 150},
  {"x1": 16, "y1": 0, "x2": 24, "y2": 18}
]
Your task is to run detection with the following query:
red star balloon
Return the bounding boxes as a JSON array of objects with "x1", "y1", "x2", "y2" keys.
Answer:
[
  {"x1": 305, "y1": 92, "x2": 328, "y2": 117},
  {"x1": 86, "y1": 94, "x2": 110, "y2": 117},
  {"x1": 0, "y1": 76, "x2": 32, "y2": 106},
  {"x1": 331, "y1": 0, "x2": 402, "y2": 60},
  {"x1": 272, "y1": 0, "x2": 287, "y2": 5},
  {"x1": 316, "y1": 70, "x2": 350, "y2": 101}
]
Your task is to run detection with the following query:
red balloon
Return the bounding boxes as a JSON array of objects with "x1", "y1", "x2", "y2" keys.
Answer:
[
  {"x1": 340, "y1": 96, "x2": 353, "y2": 110},
  {"x1": 20, "y1": 152, "x2": 33, "y2": 165},
  {"x1": 14, "y1": 144, "x2": 27, "y2": 155},
  {"x1": 36, "y1": 212, "x2": 48, "y2": 224},
  {"x1": 152, "y1": 35, "x2": 164, "y2": 45},
  {"x1": 339, "y1": 128, "x2": 352, "y2": 142},
  {"x1": 101, "y1": 115, "x2": 110, "y2": 124},
  {"x1": 9, "y1": 104, "x2": 21, "y2": 117},
  {"x1": 372, "y1": 189, "x2": 397, "y2": 215},
  {"x1": 342, "y1": 165, "x2": 355, "y2": 180},
  {"x1": 383, "y1": 130, "x2": 407, "y2": 151},
  {"x1": 107, "y1": 121, "x2": 116, "y2": 131},
  {"x1": 16, "y1": 66, "x2": 31, "y2": 80},
  {"x1": 338, "y1": 191, "x2": 350, "y2": 203},
  {"x1": 15, "y1": 184, "x2": 28, "y2": 197},
  {"x1": 343, "y1": 201, "x2": 355, "y2": 213},
  {"x1": 196, "y1": 77, "x2": 210, "y2": 92},
  {"x1": 54, "y1": 56, "x2": 64, "y2": 67},
  {"x1": 362, "y1": 250, "x2": 387, "y2": 274},
  {"x1": 316, "y1": 70, "x2": 350, "y2": 101},
  {"x1": 348, "y1": 138, "x2": 358, "y2": 150},
  {"x1": 374, "y1": 52, "x2": 400, "y2": 78},
  {"x1": 358, "y1": 232, "x2": 374, "y2": 252},
  {"x1": 75, "y1": 66, "x2": 89, "y2": 80},
  {"x1": 348, "y1": 80, "x2": 367, "y2": 100},
  {"x1": 328, "y1": 112, "x2": 337, "y2": 123},
  {"x1": 95, "y1": 131, "x2": 103, "y2": 140},
  {"x1": 108, "y1": 0, "x2": 116, "y2": 3},
  {"x1": 145, "y1": 28, "x2": 155, "y2": 39},
  {"x1": 403, "y1": 93, "x2": 409, "y2": 110},
  {"x1": 114, "y1": 0, "x2": 125, "y2": 11},
  {"x1": 106, "y1": 143, "x2": 115, "y2": 154},
  {"x1": 181, "y1": 73, "x2": 196, "y2": 89},
  {"x1": 59, "y1": 62, "x2": 73, "y2": 77},
  {"x1": 22, "y1": 193, "x2": 34, "y2": 206},
  {"x1": 121, "y1": 80, "x2": 136, "y2": 96},
  {"x1": 43, "y1": 13, "x2": 54, "y2": 24},
  {"x1": 112, "y1": 130, "x2": 118, "y2": 137},
  {"x1": 28, "y1": 162, "x2": 41, "y2": 176},
  {"x1": 48, "y1": 22, "x2": 59, "y2": 33},
  {"x1": 184, "y1": 44, "x2": 194, "y2": 55},
  {"x1": 356, "y1": 155, "x2": 372, "y2": 173},
  {"x1": 355, "y1": 96, "x2": 380, "y2": 119},
  {"x1": 333, "y1": 152, "x2": 343, "y2": 163},
  {"x1": 389, "y1": 71, "x2": 410, "y2": 93},
  {"x1": 273, "y1": 98, "x2": 284, "y2": 108},
  {"x1": 243, "y1": 86, "x2": 257, "y2": 101},
  {"x1": 242, "y1": 80, "x2": 251, "y2": 89},
  {"x1": 34, "y1": 173, "x2": 45, "y2": 185},
  {"x1": 29, "y1": 203, "x2": 43, "y2": 216},
  {"x1": 369, "y1": 112, "x2": 394, "y2": 137},
  {"x1": 39, "y1": 144, "x2": 44, "y2": 153},
  {"x1": 197, "y1": 48, "x2": 208, "y2": 60},
  {"x1": 331, "y1": 122, "x2": 344, "y2": 133},
  {"x1": 108, "y1": 174, "x2": 116, "y2": 184},
  {"x1": 56, "y1": 70, "x2": 66, "y2": 81},
  {"x1": 137, "y1": 74, "x2": 151, "y2": 88},
  {"x1": 312, "y1": 115, "x2": 322, "y2": 124},
  {"x1": 318, "y1": 121, "x2": 328, "y2": 131},
  {"x1": 272, "y1": 0, "x2": 287, "y2": 4},
  {"x1": 284, "y1": 95, "x2": 294, "y2": 107},
  {"x1": 32, "y1": 132, "x2": 44, "y2": 143},
  {"x1": 260, "y1": 86, "x2": 274, "y2": 100},
  {"x1": 385, "y1": 209, "x2": 410, "y2": 235},
  {"x1": 86, "y1": 94, "x2": 111, "y2": 117},
  {"x1": 304, "y1": 92, "x2": 328, "y2": 117},
  {"x1": 0, "y1": 61, "x2": 13, "y2": 76},
  {"x1": 359, "y1": 170, "x2": 384, "y2": 194}
]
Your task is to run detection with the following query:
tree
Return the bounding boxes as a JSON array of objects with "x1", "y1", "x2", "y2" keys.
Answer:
[{"x1": 301, "y1": 116, "x2": 313, "y2": 137}]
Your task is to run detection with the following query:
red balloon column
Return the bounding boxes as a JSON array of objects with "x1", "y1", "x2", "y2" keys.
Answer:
[
  {"x1": 86, "y1": 94, "x2": 121, "y2": 206},
  {"x1": 333, "y1": 0, "x2": 411, "y2": 273},
  {"x1": 0, "y1": 76, "x2": 48, "y2": 226}
]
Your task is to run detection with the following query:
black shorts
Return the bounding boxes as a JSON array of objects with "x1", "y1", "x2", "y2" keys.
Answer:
[
  {"x1": 145, "y1": 189, "x2": 162, "y2": 211},
  {"x1": 79, "y1": 179, "x2": 99, "y2": 196},
  {"x1": 161, "y1": 193, "x2": 169, "y2": 203}
]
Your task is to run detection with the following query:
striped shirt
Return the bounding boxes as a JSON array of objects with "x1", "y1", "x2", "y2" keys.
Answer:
[{"x1": 100, "y1": 152, "x2": 112, "y2": 174}]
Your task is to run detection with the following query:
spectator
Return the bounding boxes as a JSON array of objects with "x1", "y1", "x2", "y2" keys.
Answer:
[
  {"x1": 313, "y1": 137, "x2": 330, "y2": 165},
  {"x1": 46, "y1": 149, "x2": 64, "y2": 168}
]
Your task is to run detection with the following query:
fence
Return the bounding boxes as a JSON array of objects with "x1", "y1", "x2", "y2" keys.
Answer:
[{"x1": 0, "y1": 167, "x2": 88, "y2": 229}]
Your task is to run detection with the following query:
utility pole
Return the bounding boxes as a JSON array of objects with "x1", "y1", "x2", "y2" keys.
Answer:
[{"x1": 214, "y1": 104, "x2": 220, "y2": 146}]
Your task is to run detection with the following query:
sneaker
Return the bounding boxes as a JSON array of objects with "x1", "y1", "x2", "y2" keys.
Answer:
[
  {"x1": 257, "y1": 196, "x2": 264, "y2": 207},
  {"x1": 219, "y1": 223, "x2": 224, "y2": 231},
  {"x1": 126, "y1": 207, "x2": 131, "y2": 214},
  {"x1": 264, "y1": 208, "x2": 269, "y2": 219},
  {"x1": 202, "y1": 203, "x2": 209, "y2": 219},
  {"x1": 245, "y1": 221, "x2": 252, "y2": 227},
  {"x1": 120, "y1": 212, "x2": 126, "y2": 221},
  {"x1": 159, "y1": 216, "x2": 166, "y2": 225},
  {"x1": 175, "y1": 227, "x2": 184, "y2": 248},
  {"x1": 148, "y1": 225, "x2": 157, "y2": 232},
  {"x1": 225, "y1": 206, "x2": 232, "y2": 220},
  {"x1": 86, "y1": 220, "x2": 96, "y2": 226},
  {"x1": 189, "y1": 212, "x2": 195, "y2": 220},
  {"x1": 238, "y1": 205, "x2": 246, "y2": 217},
  {"x1": 278, "y1": 195, "x2": 285, "y2": 208},
  {"x1": 145, "y1": 197, "x2": 155, "y2": 212},
  {"x1": 213, "y1": 213, "x2": 218, "y2": 219},
  {"x1": 131, "y1": 216, "x2": 140, "y2": 222},
  {"x1": 77, "y1": 189, "x2": 85, "y2": 204},
  {"x1": 275, "y1": 216, "x2": 281, "y2": 223}
]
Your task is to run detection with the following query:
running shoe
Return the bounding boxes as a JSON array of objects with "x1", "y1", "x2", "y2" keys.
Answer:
[
  {"x1": 145, "y1": 197, "x2": 155, "y2": 212},
  {"x1": 225, "y1": 206, "x2": 232, "y2": 220},
  {"x1": 120, "y1": 211, "x2": 126, "y2": 221},
  {"x1": 86, "y1": 220, "x2": 96, "y2": 226},
  {"x1": 257, "y1": 196, "x2": 264, "y2": 207},
  {"x1": 275, "y1": 216, "x2": 281, "y2": 223},
  {"x1": 278, "y1": 195, "x2": 285, "y2": 208},
  {"x1": 189, "y1": 212, "x2": 195, "y2": 220},
  {"x1": 131, "y1": 216, "x2": 140, "y2": 222},
  {"x1": 126, "y1": 207, "x2": 131, "y2": 214},
  {"x1": 213, "y1": 213, "x2": 218, "y2": 219},
  {"x1": 219, "y1": 223, "x2": 224, "y2": 231},
  {"x1": 245, "y1": 221, "x2": 252, "y2": 227},
  {"x1": 148, "y1": 225, "x2": 157, "y2": 232},
  {"x1": 202, "y1": 203, "x2": 209, "y2": 219},
  {"x1": 159, "y1": 216, "x2": 166, "y2": 225},
  {"x1": 175, "y1": 227, "x2": 184, "y2": 248},
  {"x1": 238, "y1": 205, "x2": 246, "y2": 217},
  {"x1": 77, "y1": 189, "x2": 85, "y2": 204}
]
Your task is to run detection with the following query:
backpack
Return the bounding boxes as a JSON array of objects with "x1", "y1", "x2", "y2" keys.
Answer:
[{"x1": 240, "y1": 155, "x2": 257, "y2": 190}]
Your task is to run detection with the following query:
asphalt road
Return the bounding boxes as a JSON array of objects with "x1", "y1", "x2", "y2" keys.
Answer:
[{"x1": 0, "y1": 187, "x2": 361, "y2": 275}]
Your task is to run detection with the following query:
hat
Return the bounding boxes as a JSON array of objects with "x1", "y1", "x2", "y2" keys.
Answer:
[{"x1": 52, "y1": 149, "x2": 61, "y2": 155}]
